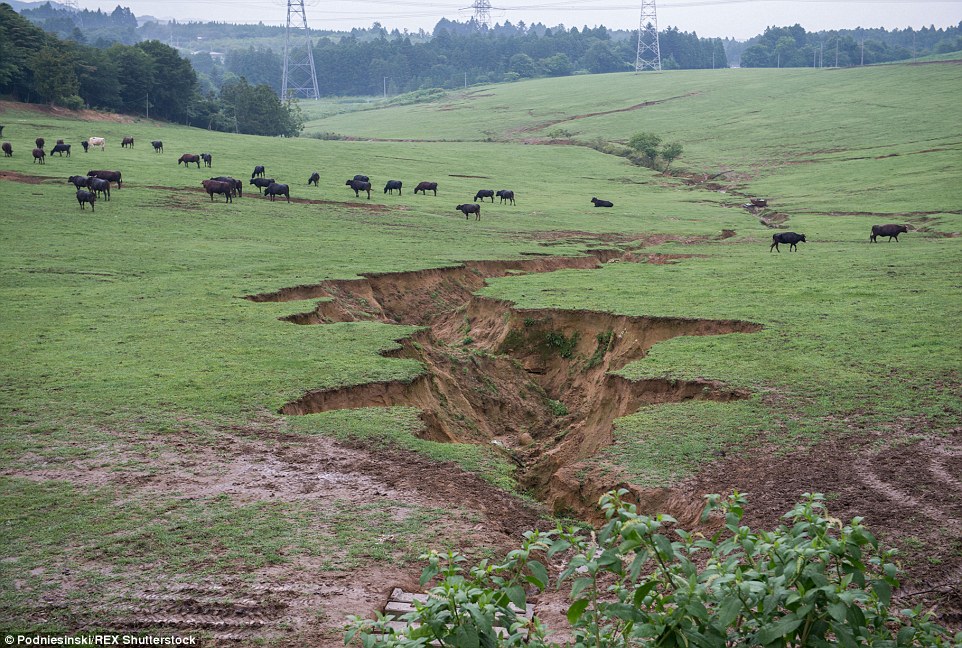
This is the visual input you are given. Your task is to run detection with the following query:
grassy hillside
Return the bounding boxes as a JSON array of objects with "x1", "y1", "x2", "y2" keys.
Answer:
[
  {"x1": 306, "y1": 63, "x2": 962, "y2": 216},
  {"x1": 1, "y1": 60, "x2": 960, "y2": 642}
]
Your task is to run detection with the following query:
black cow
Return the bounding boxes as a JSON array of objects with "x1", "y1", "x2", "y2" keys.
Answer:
[
  {"x1": 151, "y1": 140, "x2": 163, "y2": 153},
  {"x1": 202, "y1": 179, "x2": 233, "y2": 203},
  {"x1": 121, "y1": 136, "x2": 134, "y2": 148},
  {"x1": 384, "y1": 180, "x2": 402, "y2": 195},
  {"x1": 456, "y1": 203, "x2": 481, "y2": 220},
  {"x1": 178, "y1": 154, "x2": 201, "y2": 168},
  {"x1": 496, "y1": 190, "x2": 515, "y2": 205},
  {"x1": 201, "y1": 153, "x2": 212, "y2": 167},
  {"x1": 770, "y1": 232, "x2": 806, "y2": 253},
  {"x1": 309, "y1": 172, "x2": 320, "y2": 187},
  {"x1": 870, "y1": 224, "x2": 909, "y2": 243},
  {"x1": 51, "y1": 142, "x2": 71, "y2": 157},
  {"x1": 414, "y1": 181, "x2": 438, "y2": 196},
  {"x1": 252, "y1": 166, "x2": 265, "y2": 178},
  {"x1": 249, "y1": 177, "x2": 275, "y2": 194},
  {"x1": 76, "y1": 189, "x2": 96, "y2": 211},
  {"x1": 0, "y1": 125, "x2": 3, "y2": 137},
  {"x1": 2, "y1": 142, "x2": 11, "y2": 157},
  {"x1": 36, "y1": 137, "x2": 45, "y2": 150},
  {"x1": 346, "y1": 179, "x2": 372, "y2": 199},
  {"x1": 88, "y1": 170, "x2": 122, "y2": 189},
  {"x1": 32, "y1": 148, "x2": 45, "y2": 164},
  {"x1": 81, "y1": 140, "x2": 89, "y2": 153},
  {"x1": 591, "y1": 197, "x2": 613, "y2": 208},
  {"x1": 353, "y1": 174, "x2": 369, "y2": 182},
  {"x1": 87, "y1": 177, "x2": 111, "y2": 201},
  {"x1": 474, "y1": 189, "x2": 495, "y2": 203},
  {"x1": 265, "y1": 183, "x2": 290, "y2": 203},
  {"x1": 68, "y1": 175, "x2": 89, "y2": 189},
  {"x1": 211, "y1": 177, "x2": 242, "y2": 198}
]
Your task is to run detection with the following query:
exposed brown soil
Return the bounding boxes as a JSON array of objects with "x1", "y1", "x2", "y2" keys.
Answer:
[
  {"x1": 0, "y1": 99, "x2": 136, "y2": 123},
  {"x1": 0, "y1": 170, "x2": 50, "y2": 184},
  {"x1": 249, "y1": 251, "x2": 761, "y2": 518},
  {"x1": 4, "y1": 421, "x2": 543, "y2": 645},
  {"x1": 675, "y1": 427, "x2": 962, "y2": 630}
]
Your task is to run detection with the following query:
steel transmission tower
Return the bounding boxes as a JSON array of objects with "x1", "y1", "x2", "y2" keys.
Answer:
[
  {"x1": 282, "y1": 0, "x2": 320, "y2": 100},
  {"x1": 634, "y1": 0, "x2": 662, "y2": 71},
  {"x1": 471, "y1": 0, "x2": 492, "y2": 29}
]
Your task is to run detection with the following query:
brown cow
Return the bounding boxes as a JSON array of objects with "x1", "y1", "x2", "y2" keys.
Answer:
[
  {"x1": 32, "y1": 148, "x2": 45, "y2": 164},
  {"x1": 414, "y1": 181, "x2": 438, "y2": 196},
  {"x1": 178, "y1": 154, "x2": 201, "y2": 168},
  {"x1": 121, "y1": 136, "x2": 134, "y2": 148},
  {"x1": 87, "y1": 170, "x2": 122, "y2": 189},
  {"x1": 202, "y1": 179, "x2": 233, "y2": 203}
]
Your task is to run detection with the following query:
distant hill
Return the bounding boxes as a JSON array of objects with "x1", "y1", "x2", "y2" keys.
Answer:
[{"x1": 7, "y1": 0, "x2": 70, "y2": 11}]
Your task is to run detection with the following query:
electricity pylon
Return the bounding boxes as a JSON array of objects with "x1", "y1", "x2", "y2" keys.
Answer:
[
  {"x1": 635, "y1": 0, "x2": 662, "y2": 71},
  {"x1": 281, "y1": 0, "x2": 320, "y2": 100}
]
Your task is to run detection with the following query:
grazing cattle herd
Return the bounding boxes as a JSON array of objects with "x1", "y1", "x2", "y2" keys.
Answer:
[{"x1": 0, "y1": 127, "x2": 915, "y2": 252}]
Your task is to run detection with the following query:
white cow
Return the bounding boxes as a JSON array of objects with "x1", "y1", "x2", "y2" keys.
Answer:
[{"x1": 88, "y1": 137, "x2": 106, "y2": 151}]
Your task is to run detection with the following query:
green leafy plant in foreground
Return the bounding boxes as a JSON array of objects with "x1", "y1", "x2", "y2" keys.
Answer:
[{"x1": 345, "y1": 491, "x2": 960, "y2": 647}]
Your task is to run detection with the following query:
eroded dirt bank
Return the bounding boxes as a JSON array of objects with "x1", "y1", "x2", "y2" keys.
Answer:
[{"x1": 249, "y1": 250, "x2": 761, "y2": 518}]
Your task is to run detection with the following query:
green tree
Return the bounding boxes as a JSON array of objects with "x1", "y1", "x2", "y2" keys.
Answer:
[
  {"x1": 539, "y1": 52, "x2": 573, "y2": 76},
  {"x1": 660, "y1": 142, "x2": 683, "y2": 172},
  {"x1": 136, "y1": 40, "x2": 198, "y2": 122},
  {"x1": 28, "y1": 45, "x2": 79, "y2": 104},
  {"x1": 626, "y1": 131, "x2": 662, "y2": 161},
  {"x1": 584, "y1": 41, "x2": 625, "y2": 73},
  {"x1": 219, "y1": 78, "x2": 303, "y2": 137},
  {"x1": 108, "y1": 43, "x2": 153, "y2": 115},
  {"x1": 508, "y1": 52, "x2": 536, "y2": 77}
]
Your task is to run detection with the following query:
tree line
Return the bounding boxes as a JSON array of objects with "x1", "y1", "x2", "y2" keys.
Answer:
[
  {"x1": 208, "y1": 21, "x2": 727, "y2": 96},
  {"x1": 0, "y1": 3, "x2": 302, "y2": 136},
  {"x1": 735, "y1": 22, "x2": 962, "y2": 67}
]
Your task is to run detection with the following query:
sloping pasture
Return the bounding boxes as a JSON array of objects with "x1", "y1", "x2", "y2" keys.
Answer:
[{"x1": 1, "y1": 58, "x2": 961, "y2": 642}]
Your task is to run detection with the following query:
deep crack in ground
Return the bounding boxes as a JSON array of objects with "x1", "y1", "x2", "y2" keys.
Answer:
[{"x1": 246, "y1": 250, "x2": 762, "y2": 517}]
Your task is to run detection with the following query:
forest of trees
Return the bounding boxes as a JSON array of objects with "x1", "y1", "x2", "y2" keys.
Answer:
[
  {"x1": 15, "y1": 2, "x2": 728, "y2": 97},
  {"x1": 0, "y1": 3, "x2": 303, "y2": 136},
  {"x1": 734, "y1": 23, "x2": 962, "y2": 67},
  {"x1": 3, "y1": 1, "x2": 961, "y2": 130}
]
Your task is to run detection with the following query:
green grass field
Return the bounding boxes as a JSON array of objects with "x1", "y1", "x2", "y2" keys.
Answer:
[{"x1": 1, "y1": 59, "x2": 961, "y2": 643}]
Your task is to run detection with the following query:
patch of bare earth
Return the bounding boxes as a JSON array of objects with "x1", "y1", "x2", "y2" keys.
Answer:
[
  {"x1": 3, "y1": 422, "x2": 542, "y2": 645},
  {"x1": 0, "y1": 100, "x2": 136, "y2": 123},
  {"x1": 248, "y1": 250, "x2": 761, "y2": 521},
  {"x1": 673, "y1": 425, "x2": 962, "y2": 631}
]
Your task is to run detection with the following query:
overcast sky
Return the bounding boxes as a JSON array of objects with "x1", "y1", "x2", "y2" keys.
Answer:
[{"x1": 69, "y1": 0, "x2": 962, "y2": 40}]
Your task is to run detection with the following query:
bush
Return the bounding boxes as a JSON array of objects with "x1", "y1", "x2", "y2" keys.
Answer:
[
  {"x1": 346, "y1": 491, "x2": 960, "y2": 647},
  {"x1": 56, "y1": 95, "x2": 85, "y2": 110}
]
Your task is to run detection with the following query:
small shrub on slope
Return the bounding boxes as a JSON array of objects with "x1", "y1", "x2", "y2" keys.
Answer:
[{"x1": 346, "y1": 491, "x2": 960, "y2": 647}]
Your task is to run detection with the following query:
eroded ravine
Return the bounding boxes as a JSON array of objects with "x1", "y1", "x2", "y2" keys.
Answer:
[{"x1": 247, "y1": 250, "x2": 762, "y2": 517}]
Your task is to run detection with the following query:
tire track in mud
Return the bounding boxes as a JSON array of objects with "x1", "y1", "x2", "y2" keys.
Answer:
[{"x1": 247, "y1": 249, "x2": 761, "y2": 517}]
